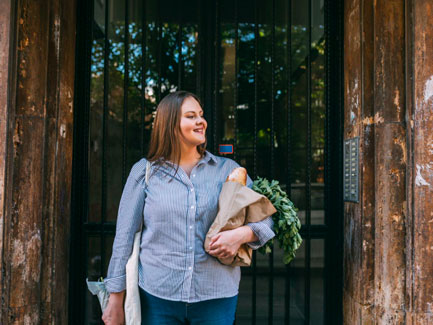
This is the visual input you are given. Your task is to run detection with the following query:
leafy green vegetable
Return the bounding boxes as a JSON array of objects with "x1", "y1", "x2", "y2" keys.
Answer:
[{"x1": 252, "y1": 177, "x2": 302, "y2": 264}]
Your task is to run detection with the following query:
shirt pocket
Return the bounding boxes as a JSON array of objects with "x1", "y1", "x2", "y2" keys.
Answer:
[
  {"x1": 143, "y1": 173, "x2": 188, "y2": 225},
  {"x1": 196, "y1": 180, "x2": 222, "y2": 211}
]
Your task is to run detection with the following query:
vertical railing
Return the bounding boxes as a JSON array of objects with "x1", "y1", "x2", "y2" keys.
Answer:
[
  {"x1": 178, "y1": 3, "x2": 182, "y2": 90},
  {"x1": 100, "y1": 0, "x2": 110, "y2": 293},
  {"x1": 157, "y1": 1, "x2": 161, "y2": 103},
  {"x1": 269, "y1": 0, "x2": 276, "y2": 323},
  {"x1": 123, "y1": 0, "x2": 130, "y2": 185},
  {"x1": 305, "y1": 0, "x2": 312, "y2": 322},
  {"x1": 324, "y1": 0, "x2": 330, "y2": 321},
  {"x1": 252, "y1": 0, "x2": 259, "y2": 322},
  {"x1": 213, "y1": 0, "x2": 219, "y2": 154},
  {"x1": 233, "y1": 0, "x2": 239, "y2": 162},
  {"x1": 196, "y1": 0, "x2": 202, "y2": 99},
  {"x1": 141, "y1": 0, "x2": 147, "y2": 156},
  {"x1": 285, "y1": 0, "x2": 293, "y2": 323}
]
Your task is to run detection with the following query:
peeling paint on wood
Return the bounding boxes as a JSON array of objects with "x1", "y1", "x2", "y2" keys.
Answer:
[
  {"x1": 409, "y1": 1, "x2": 433, "y2": 323},
  {"x1": 415, "y1": 164, "x2": 432, "y2": 187},
  {"x1": 373, "y1": 112, "x2": 384, "y2": 124},
  {"x1": 423, "y1": 76, "x2": 433, "y2": 103}
]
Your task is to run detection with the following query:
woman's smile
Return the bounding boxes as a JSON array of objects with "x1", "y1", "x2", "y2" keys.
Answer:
[{"x1": 193, "y1": 127, "x2": 204, "y2": 134}]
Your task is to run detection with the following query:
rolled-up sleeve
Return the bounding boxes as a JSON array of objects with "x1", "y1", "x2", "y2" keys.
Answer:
[
  {"x1": 234, "y1": 164, "x2": 276, "y2": 250},
  {"x1": 246, "y1": 216, "x2": 275, "y2": 250},
  {"x1": 104, "y1": 159, "x2": 147, "y2": 293}
]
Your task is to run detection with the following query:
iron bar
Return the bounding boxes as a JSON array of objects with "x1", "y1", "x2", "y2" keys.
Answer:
[
  {"x1": 305, "y1": 0, "x2": 312, "y2": 322},
  {"x1": 123, "y1": 0, "x2": 130, "y2": 186},
  {"x1": 285, "y1": 0, "x2": 293, "y2": 322},
  {"x1": 253, "y1": 0, "x2": 258, "y2": 180},
  {"x1": 100, "y1": 0, "x2": 110, "y2": 285},
  {"x1": 157, "y1": 0, "x2": 162, "y2": 103},
  {"x1": 196, "y1": 0, "x2": 201, "y2": 98},
  {"x1": 234, "y1": 0, "x2": 238, "y2": 161},
  {"x1": 324, "y1": 0, "x2": 330, "y2": 321},
  {"x1": 98, "y1": 1, "x2": 111, "y2": 322},
  {"x1": 213, "y1": 0, "x2": 219, "y2": 154},
  {"x1": 252, "y1": 0, "x2": 259, "y2": 323},
  {"x1": 141, "y1": 0, "x2": 147, "y2": 157},
  {"x1": 269, "y1": 0, "x2": 276, "y2": 323},
  {"x1": 178, "y1": 1, "x2": 182, "y2": 90}
]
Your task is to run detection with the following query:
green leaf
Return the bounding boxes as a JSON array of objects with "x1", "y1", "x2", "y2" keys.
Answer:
[{"x1": 253, "y1": 176, "x2": 303, "y2": 265}]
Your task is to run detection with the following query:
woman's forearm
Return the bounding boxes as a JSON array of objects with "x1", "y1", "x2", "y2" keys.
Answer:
[
  {"x1": 109, "y1": 291, "x2": 126, "y2": 305},
  {"x1": 237, "y1": 225, "x2": 259, "y2": 244}
]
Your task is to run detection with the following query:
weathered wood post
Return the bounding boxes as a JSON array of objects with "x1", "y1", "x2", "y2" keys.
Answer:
[
  {"x1": 406, "y1": 0, "x2": 433, "y2": 323},
  {"x1": 343, "y1": 0, "x2": 433, "y2": 323},
  {"x1": 343, "y1": 0, "x2": 377, "y2": 322},
  {"x1": 0, "y1": 0, "x2": 76, "y2": 323},
  {"x1": 373, "y1": 0, "x2": 407, "y2": 323}
]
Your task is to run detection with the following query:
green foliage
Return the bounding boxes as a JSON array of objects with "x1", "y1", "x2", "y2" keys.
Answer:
[{"x1": 252, "y1": 177, "x2": 302, "y2": 264}]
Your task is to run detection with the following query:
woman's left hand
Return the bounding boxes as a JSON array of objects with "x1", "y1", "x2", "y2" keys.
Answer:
[{"x1": 207, "y1": 228, "x2": 244, "y2": 260}]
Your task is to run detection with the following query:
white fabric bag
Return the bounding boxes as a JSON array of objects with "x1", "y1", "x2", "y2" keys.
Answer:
[
  {"x1": 124, "y1": 226, "x2": 142, "y2": 324},
  {"x1": 87, "y1": 160, "x2": 150, "y2": 325},
  {"x1": 86, "y1": 278, "x2": 110, "y2": 312},
  {"x1": 124, "y1": 160, "x2": 150, "y2": 324}
]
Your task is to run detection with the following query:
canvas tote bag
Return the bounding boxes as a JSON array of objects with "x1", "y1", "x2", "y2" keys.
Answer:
[
  {"x1": 124, "y1": 160, "x2": 151, "y2": 324},
  {"x1": 87, "y1": 160, "x2": 150, "y2": 325}
]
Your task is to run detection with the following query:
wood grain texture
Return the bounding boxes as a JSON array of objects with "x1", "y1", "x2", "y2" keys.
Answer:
[
  {"x1": 409, "y1": 0, "x2": 433, "y2": 323},
  {"x1": 343, "y1": 0, "x2": 363, "y2": 315},
  {"x1": 343, "y1": 0, "x2": 408, "y2": 323},
  {"x1": 0, "y1": 0, "x2": 14, "y2": 308},
  {"x1": 373, "y1": 1, "x2": 406, "y2": 324},
  {"x1": 0, "y1": 0, "x2": 76, "y2": 323}
]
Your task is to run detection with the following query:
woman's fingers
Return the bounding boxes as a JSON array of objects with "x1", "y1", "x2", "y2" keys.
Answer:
[
  {"x1": 209, "y1": 247, "x2": 235, "y2": 259},
  {"x1": 209, "y1": 248, "x2": 227, "y2": 257},
  {"x1": 209, "y1": 234, "x2": 221, "y2": 248},
  {"x1": 208, "y1": 247, "x2": 224, "y2": 255},
  {"x1": 208, "y1": 230, "x2": 240, "y2": 259}
]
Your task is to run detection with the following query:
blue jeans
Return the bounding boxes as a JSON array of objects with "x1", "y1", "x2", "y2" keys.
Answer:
[{"x1": 139, "y1": 287, "x2": 238, "y2": 324}]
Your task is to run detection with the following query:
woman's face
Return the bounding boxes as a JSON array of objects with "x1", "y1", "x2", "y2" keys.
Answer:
[{"x1": 179, "y1": 97, "x2": 207, "y2": 148}]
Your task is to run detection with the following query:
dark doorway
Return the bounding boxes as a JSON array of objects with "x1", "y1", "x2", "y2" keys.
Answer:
[{"x1": 70, "y1": 0, "x2": 343, "y2": 323}]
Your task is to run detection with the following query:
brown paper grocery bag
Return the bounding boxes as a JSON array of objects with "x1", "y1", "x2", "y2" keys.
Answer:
[{"x1": 204, "y1": 181, "x2": 277, "y2": 267}]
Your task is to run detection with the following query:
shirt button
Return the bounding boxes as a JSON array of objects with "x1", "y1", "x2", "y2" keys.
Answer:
[
  {"x1": 189, "y1": 226, "x2": 193, "y2": 229},
  {"x1": 192, "y1": 174, "x2": 196, "y2": 177},
  {"x1": 188, "y1": 266, "x2": 192, "y2": 270},
  {"x1": 190, "y1": 188, "x2": 194, "y2": 192},
  {"x1": 191, "y1": 205, "x2": 195, "y2": 209},
  {"x1": 189, "y1": 246, "x2": 193, "y2": 250}
]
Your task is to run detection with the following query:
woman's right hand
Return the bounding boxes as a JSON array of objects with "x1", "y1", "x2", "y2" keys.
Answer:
[{"x1": 102, "y1": 291, "x2": 126, "y2": 325}]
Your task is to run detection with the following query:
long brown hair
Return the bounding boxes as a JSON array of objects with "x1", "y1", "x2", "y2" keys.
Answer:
[{"x1": 147, "y1": 91, "x2": 207, "y2": 180}]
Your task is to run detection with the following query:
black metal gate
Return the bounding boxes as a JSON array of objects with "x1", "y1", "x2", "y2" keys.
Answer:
[{"x1": 70, "y1": 0, "x2": 344, "y2": 323}]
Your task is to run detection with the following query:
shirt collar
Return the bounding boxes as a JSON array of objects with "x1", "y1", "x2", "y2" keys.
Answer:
[
  {"x1": 156, "y1": 150, "x2": 217, "y2": 170},
  {"x1": 200, "y1": 150, "x2": 217, "y2": 165}
]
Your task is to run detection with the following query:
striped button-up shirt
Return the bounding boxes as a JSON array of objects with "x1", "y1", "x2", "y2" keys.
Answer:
[{"x1": 104, "y1": 150, "x2": 275, "y2": 302}]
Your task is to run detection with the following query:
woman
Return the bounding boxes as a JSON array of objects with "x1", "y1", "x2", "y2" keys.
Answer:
[{"x1": 102, "y1": 91, "x2": 275, "y2": 324}]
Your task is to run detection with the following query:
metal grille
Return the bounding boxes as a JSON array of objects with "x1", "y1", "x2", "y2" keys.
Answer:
[{"x1": 70, "y1": 0, "x2": 344, "y2": 323}]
